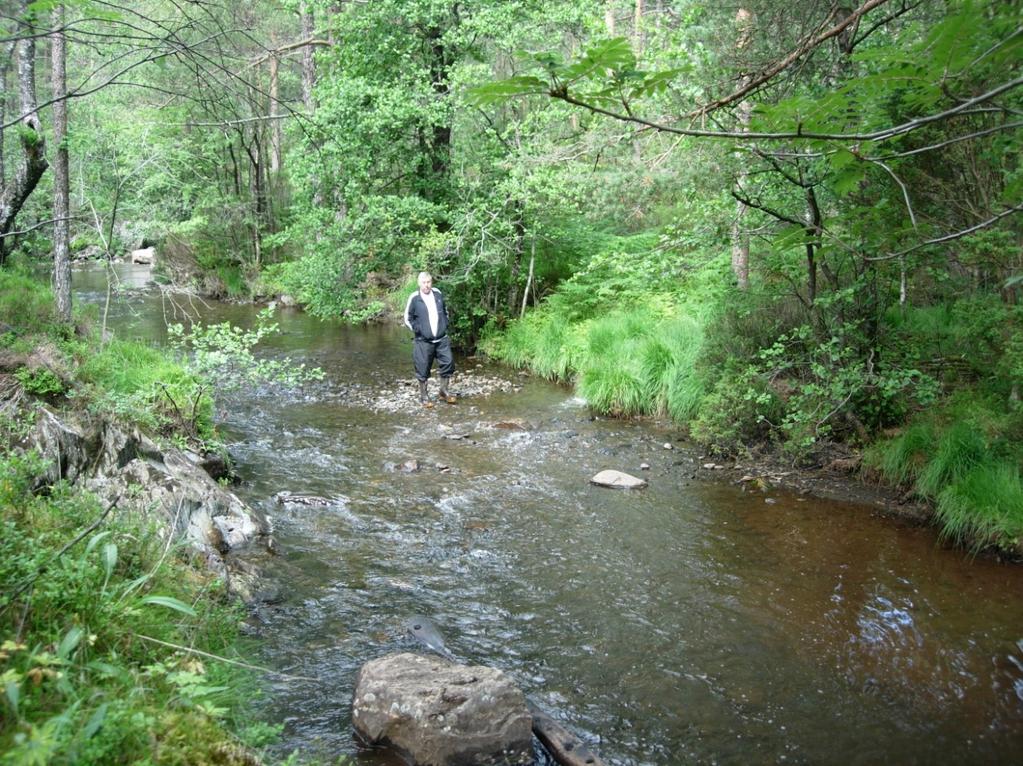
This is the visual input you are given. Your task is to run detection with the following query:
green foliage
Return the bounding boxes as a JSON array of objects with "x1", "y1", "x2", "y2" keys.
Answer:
[
  {"x1": 866, "y1": 395, "x2": 1023, "y2": 552},
  {"x1": 936, "y1": 463, "x2": 1023, "y2": 552},
  {"x1": 79, "y1": 338, "x2": 213, "y2": 440},
  {"x1": 915, "y1": 421, "x2": 989, "y2": 499},
  {"x1": 0, "y1": 449, "x2": 271, "y2": 764},
  {"x1": 0, "y1": 269, "x2": 57, "y2": 336},
  {"x1": 689, "y1": 361, "x2": 781, "y2": 455},
  {"x1": 168, "y1": 306, "x2": 324, "y2": 392},
  {"x1": 867, "y1": 420, "x2": 935, "y2": 487},
  {"x1": 13, "y1": 368, "x2": 65, "y2": 398}
]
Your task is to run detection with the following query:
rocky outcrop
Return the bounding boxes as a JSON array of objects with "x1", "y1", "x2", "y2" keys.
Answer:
[
  {"x1": 25, "y1": 407, "x2": 271, "y2": 598},
  {"x1": 352, "y1": 652, "x2": 532, "y2": 766}
]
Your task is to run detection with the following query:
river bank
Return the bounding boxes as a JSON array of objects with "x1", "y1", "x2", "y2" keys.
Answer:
[{"x1": 0, "y1": 268, "x2": 289, "y2": 763}]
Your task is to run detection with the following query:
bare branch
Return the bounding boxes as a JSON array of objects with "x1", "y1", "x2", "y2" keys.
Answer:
[
  {"x1": 686, "y1": 0, "x2": 893, "y2": 120},
  {"x1": 871, "y1": 121, "x2": 1023, "y2": 159},
  {"x1": 0, "y1": 215, "x2": 81, "y2": 239},
  {"x1": 553, "y1": 76, "x2": 1023, "y2": 142},
  {"x1": 246, "y1": 36, "x2": 331, "y2": 69},
  {"x1": 866, "y1": 203, "x2": 1023, "y2": 261},
  {"x1": 866, "y1": 158, "x2": 917, "y2": 229}
]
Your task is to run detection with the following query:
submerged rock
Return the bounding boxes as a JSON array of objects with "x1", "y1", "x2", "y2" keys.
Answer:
[
  {"x1": 352, "y1": 652, "x2": 532, "y2": 766},
  {"x1": 590, "y1": 469, "x2": 648, "y2": 489}
]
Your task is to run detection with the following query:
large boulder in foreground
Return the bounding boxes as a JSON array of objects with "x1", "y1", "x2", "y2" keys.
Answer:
[
  {"x1": 352, "y1": 652, "x2": 532, "y2": 766},
  {"x1": 590, "y1": 469, "x2": 647, "y2": 489}
]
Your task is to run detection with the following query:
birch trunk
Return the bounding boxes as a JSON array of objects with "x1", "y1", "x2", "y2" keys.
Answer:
[
  {"x1": 301, "y1": 4, "x2": 316, "y2": 112},
  {"x1": 52, "y1": 4, "x2": 72, "y2": 322},
  {"x1": 730, "y1": 8, "x2": 753, "y2": 289}
]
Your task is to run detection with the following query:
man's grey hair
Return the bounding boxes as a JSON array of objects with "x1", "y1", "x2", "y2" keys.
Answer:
[{"x1": 418, "y1": 271, "x2": 432, "y2": 281}]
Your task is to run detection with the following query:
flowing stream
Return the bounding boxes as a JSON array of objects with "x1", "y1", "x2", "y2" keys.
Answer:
[{"x1": 76, "y1": 264, "x2": 1023, "y2": 765}]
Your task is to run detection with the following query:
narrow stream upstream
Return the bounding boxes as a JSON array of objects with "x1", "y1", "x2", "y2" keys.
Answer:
[{"x1": 77, "y1": 264, "x2": 1023, "y2": 765}]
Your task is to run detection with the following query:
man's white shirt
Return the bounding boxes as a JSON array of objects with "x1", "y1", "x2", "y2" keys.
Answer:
[{"x1": 404, "y1": 288, "x2": 441, "y2": 337}]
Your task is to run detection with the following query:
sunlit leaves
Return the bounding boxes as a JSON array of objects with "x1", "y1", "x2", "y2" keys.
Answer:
[
  {"x1": 471, "y1": 36, "x2": 680, "y2": 107},
  {"x1": 469, "y1": 76, "x2": 547, "y2": 105}
]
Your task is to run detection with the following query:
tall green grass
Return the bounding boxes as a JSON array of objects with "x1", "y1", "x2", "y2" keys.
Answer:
[
  {"x1": 866, "y1": 400, "x2": 1023, "y2": 553},
  {"x1": 0, "y1": 267, "x2": 60, "y2": 346},
  {"x1": 489, "y1": 301, "x2": 707, "y2": 420},
  {"x1": 78, "y1": 338, "x2": 213, "y2": 438},
  {"x1": 936, "y1": 463, "x2": 1023, "y2": 551},
  {"x1": 915, "y1": 421, "x2": 988, "y2": 498},
  {"x1": 486, "y1": 311, "x2": 584, "y2": 382}
]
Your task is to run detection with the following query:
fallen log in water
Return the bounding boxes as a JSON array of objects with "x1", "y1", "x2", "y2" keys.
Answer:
[{"x1": 527, "y1": 700, "x2": 606, "y2": 766}]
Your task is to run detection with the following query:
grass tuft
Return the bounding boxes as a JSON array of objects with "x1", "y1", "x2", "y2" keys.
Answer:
[
  {"x1": 936, "y1": 462, "x2": 1023, "y2": 551},
  {"x1": 915, "y1": 421, "x2": 989, "y2": 498}
]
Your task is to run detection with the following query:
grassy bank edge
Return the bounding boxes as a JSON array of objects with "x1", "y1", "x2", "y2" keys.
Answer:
[{"x1": 0, "y1": 268, "x2": 311, "y2": 764}]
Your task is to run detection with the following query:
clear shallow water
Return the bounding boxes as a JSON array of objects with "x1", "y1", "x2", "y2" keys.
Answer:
[{"x1": 76, "y1": 264, "x2": 1023, "y2": 765}]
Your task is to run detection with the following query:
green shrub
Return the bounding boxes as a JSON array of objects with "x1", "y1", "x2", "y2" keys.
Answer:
[
  {"x1": 13, "y1": 367, "x2": 65, "y2": 398},
  {"x1": 689, "y1": 362, "x2": 782, "y2": 454}
]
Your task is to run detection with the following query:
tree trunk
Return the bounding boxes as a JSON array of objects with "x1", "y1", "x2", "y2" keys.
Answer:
[
  {"x1": 605, "y1": 2, "x2": 616, "y2": 35},
  {"x1": 0, "y1": 4, "x2": 48, "y2": 266},
  {"x1": 269, "y1": 53, "x2": 282, "y2": 173},
  {"x1": 51, "y1": 4, "x2": 72, "y2": 322},
  {"x1": 245, "y1": 134, "x2": 266, "y2": 269},
  {"x1": 0, "y1": 41, "x2": 16, "y2": 184},
  {"x1": 633, "y1": 0, "x2": 644, "y2": 52},
  {"x1": 805, "y1": 186, "x2": 822, "y2": 306},
  {"x1": 508, "y1": 210, "x2": 525, "y2": 315},
  {"x1": 301, "y1": 3, "x2": 316, "y2": 112},
  {"x1": 427, "y1": 24, "x2": 451, "y2": 189},
  {"x1": 729, "y1": 8, "x2": 753, "y2": 289},
  {"x1": 228, "y1": 141, "x2": 241, "y2": 196},
  {"x1": 521, "y1": 238, "x2": 535, "y2": 318}
]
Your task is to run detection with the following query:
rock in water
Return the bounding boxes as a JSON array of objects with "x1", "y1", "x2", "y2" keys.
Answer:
[
  {"x1": 130, "y1": 246, "x2": 154, "y2": 264},
  {"x1": 352, "y1": 652, "x2": 532, "y2": 766},
  {"x1": 590, "y1": 469, "x2": 648, "y2": 489}
]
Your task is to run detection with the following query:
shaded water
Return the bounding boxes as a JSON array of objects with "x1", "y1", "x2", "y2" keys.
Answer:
[{"x1": 77, "y1": 264, "x2": 1023, "y2": 765}]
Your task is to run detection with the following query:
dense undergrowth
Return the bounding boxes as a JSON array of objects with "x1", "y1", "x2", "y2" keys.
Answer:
[
  {"x1": 0, "y1": 451, "x2": 278, "y2": 764},
  {"x1": 0, "y1": 269, "x2": 310, "y2": 764}
]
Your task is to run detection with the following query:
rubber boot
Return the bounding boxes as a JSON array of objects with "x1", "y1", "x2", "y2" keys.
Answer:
[
  {"x1": 439, "y1": 376, "x2": 456, "y2": 404},
  {"x1": 418, "y1": 379, "x2": 432, "y2": 407}
]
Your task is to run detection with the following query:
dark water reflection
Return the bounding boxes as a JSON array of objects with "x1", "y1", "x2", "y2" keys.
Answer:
[{"x1": 75, "y1": 264, "x2": 1023, "y2": 765}]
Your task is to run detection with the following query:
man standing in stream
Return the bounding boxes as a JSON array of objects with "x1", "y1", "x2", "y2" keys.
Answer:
[{"x1": 404, "y1": 271, "x2": 456, "y2": 406}]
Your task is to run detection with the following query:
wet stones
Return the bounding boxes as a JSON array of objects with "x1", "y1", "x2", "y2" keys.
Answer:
[
  {"x1": 352, "y1": 652, "x2": 532, "y2": 766},
  {"x1": 590, "y1": 469, "x2": 648, "y2": 489},
  {"x1": 369, "y1": 371, "x2": 521, "y2": 415},
  {"x1": 24, "y1": 407, "x2": 271, "y2": 600},
  {"x1": 273, "y1": 491, "x2": 334, "y2": 507}
]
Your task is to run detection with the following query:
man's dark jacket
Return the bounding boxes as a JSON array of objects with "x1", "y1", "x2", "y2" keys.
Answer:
[{"x1": 405, "y1": 289, "x2": 449, "y2": 341}]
